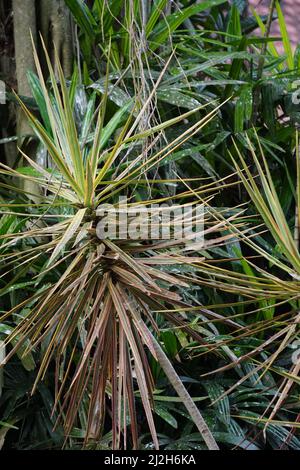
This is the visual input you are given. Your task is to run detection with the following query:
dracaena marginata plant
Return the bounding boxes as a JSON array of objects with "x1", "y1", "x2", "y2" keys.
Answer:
[
  {"x1": 186, "y1": 131, "x2": 300, "y2": 437},
  {"x1": 0, "y1": 40, "x2": 243, "y2": 449}
]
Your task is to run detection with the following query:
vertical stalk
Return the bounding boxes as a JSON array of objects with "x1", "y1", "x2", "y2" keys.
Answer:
[
  {"x1": 295, "y1": 130, "x2": 300, "y2": 251},
  {"x1": 150, "y1": 331, "x2": 219, "y2": 450},
  {"x1": 252, "y1": 0, "x2": 276, "y2": 124}
]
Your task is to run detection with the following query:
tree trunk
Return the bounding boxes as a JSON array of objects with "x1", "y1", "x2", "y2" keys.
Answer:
[
  {"x1": 12, "y1": 0, "x2": 73, "y2": 201},
  {"x1": 13, "y1": 0, "x2": 36, "y2": 137},
  {"x1": 39, "y1": 0, "x2": 73, "y2": 78},
  {"x1": 0, "y1": 0, "x2": 16, "y2": 167}
]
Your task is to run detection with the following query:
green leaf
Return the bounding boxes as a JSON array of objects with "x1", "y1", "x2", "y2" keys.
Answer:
[
  {"x1": 276, "y1": 0, "x2": 293, "y2": 70},
  {"x1": 27, "y1": 71, "x2": 51, "y2": 133},
  {"x1": 203, "y1": 382, "x2": 231, "y2": 425},
  {"x1": 213, "y1": 432, "x2": 260, "y2": 450},
  {"x1": 146, "y1": 0, "x2": 169, "y2": 37},
  {"x1": 161, "y1": 331, "x2": 178, "y2": 358},
  {"x1": 251, "y1": 7, "x2": 280, "y2": 62},
  {"x1": 87, "y1": 100, "x2": 133, "y2": 150},
  {"x1": 65, "y1": 0, "x2": 97, "y2": 40},
  {"x1": 157, "y1": 89, "x2": 200, "y2": 110},
  {"x1": 155, "y1": 404, "x2": 178, "y2": 429},
  {"x1": 163, "y1": 51, "x2": 255, "y2": 86},
  {"x1": 90, "y1": 81, "x2": 132, "y2": 109},
  {"x1": 226, "y1": 4, "x2": 242, "y2": 41},
  {"x1": 149, "y1": 0, "x2": 227, "y2": 50},
  {"x1": 234, "y1": 85, "x2": 252, "y2": 133}
]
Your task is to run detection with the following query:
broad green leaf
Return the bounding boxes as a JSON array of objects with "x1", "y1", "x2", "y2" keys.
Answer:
[
  {"x1": 155, "y1": 404, "x2": 178, "y2": 429},
  {"x1": 65, "y1": 0, "x2": 97, "y2": 40},
  {"x1": 157, "y1": 89, "x2": 200, "y2": 110},
  {"x1": 234, "y1": 85, "x2": 252, "y2": 133},
  {"x1": 27, "y1": 71, "x2": 51, "y2": 133}
]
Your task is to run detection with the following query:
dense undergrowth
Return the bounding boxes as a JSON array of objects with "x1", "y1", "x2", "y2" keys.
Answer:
[{"x1": 0, "y1": 0, "x2": 300, "y2": 450}]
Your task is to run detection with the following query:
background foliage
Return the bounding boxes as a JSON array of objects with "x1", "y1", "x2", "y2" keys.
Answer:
[{"x1": 0, "y1": 0, "x2": 300, "y2": 450}]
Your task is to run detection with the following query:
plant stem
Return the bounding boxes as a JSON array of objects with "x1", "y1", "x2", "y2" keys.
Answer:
[
  {"x1": 252, "y1": 0, "x2": 277, "y2": 124},
  {"x1": 150, "y1": 331, "x2": 219, "y2": 450}
]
